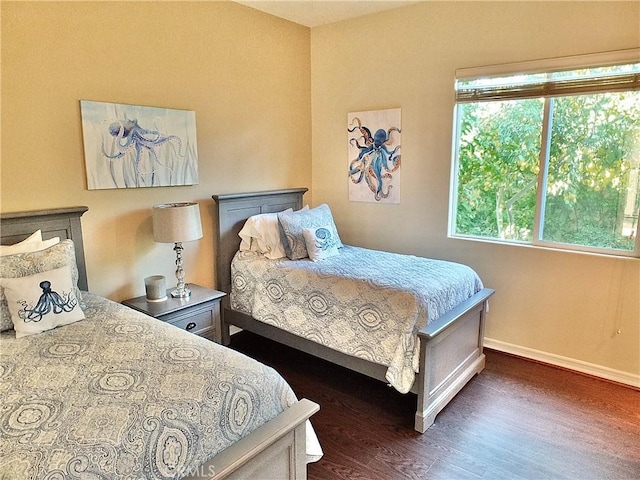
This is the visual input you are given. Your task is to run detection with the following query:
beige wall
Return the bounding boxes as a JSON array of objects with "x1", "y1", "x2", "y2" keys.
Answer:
[
  {"x1": 1, "y1": 1, "x2": 311, "y2": 299},
  {"x1": 311, "y1": 2, "x2": 640, "y2": 379}
]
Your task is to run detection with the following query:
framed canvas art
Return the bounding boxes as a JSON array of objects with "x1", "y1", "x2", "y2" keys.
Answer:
[
  {"x1": 80, "y1": 101, "x2": 199, "y2": 190},
  {"x1": 347, "y1": 108, "x2": 401, "y2": 203}
]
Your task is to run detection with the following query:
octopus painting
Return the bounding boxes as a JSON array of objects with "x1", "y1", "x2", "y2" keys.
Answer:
[
  {"x1": 347, "y1": 109, "x2": 401, "y2": 203},
  {"x1": 81, "y1": 101, "x2": 199, "y2": 190},
  {"x1": 101, "y1": 118, "x2": 184, "y2": 188}
]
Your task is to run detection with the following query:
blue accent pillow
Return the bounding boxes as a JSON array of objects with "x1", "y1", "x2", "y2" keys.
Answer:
[
  {"x1": 277, "y1": 204, "x2": 343, "y2": 260},
  {"x1": 0, "y1": 240, "x2": 83, "y2": 332},
  {"x1": 302, "y1": 226, "x2": 340, "y2": 261},
  {"x1": 1, "y1": 265, "x2": 85, "y2": 338}
]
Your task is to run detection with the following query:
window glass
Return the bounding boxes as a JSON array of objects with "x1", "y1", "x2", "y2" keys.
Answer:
[
  {"x1": 542, "y1": 91, "x2": 640, "y2": 252},
  {"x1": 451, "y1": 57, "x2": 640, "y2": 256},
  {"x1": 455, "y1": 99, "x2": 542, "y2": 241}
]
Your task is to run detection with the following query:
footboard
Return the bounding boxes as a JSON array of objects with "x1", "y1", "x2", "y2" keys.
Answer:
[
  {"x1": 184, "y1": 399, "x2": 319, "y2": 479},
  {"x1": 414, "y1": 288, "x2": 494, "y2": 433}
]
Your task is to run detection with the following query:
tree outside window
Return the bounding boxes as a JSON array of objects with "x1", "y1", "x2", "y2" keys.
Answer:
[{"x1": 451, "y1": 59, "x2": 640, "y2": 257}]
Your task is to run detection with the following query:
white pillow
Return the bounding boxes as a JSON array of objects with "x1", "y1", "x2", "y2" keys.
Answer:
[
  {"x1": 302, "y1": 226, "x2": 340, "y2": 261},
  {"x1": 0, "y1": 230, "x2": 60, "y2": 256},
  {"x1": 0, "y1": 232, "x2": 57, "y2": 331},
  {"x1": 239, "y1": 209, "x2": 293, "y2": 259},
  {"x1": 0, "y1": 239, "x2": 82, "y2": 332},
  {"x1": 238, "y1": 206, "x2": 308, "y2": 260},
  {"x1": 1, "y1": 265, "x2": 85, "y2": 338},
  {"x1": 11, "y1": 230, "x2": 41, "y2": 244}
]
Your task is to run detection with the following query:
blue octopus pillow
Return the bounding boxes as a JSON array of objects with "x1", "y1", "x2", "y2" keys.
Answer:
[
  {"x1": 0, "y1": 240, "x2": 83, "y2": 332},
  {"x1": 302, "y1": 226, "x2": 340, "y2": 262},
  {"x1": 277, "y1": 204, "x2": 343, "y2": 260},
  {"x1": 1, "y1": 265, "x2": 85, "y2": 338}
]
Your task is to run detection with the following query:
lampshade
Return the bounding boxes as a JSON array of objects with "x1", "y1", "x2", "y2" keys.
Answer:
[{"x1": 152, "y1": 203, "x2": 203, "y2": 243}]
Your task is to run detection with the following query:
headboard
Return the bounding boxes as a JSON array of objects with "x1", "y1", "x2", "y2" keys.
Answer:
[
  {"x1": 0, "y1": 206, "x2": 89, "y2": 291},
  {"x1": 212, "y1": 188, "x2": 307, "y2": 297}
]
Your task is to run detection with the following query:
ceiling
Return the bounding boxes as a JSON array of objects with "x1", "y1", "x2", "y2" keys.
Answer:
[{"x1": 233, "y1": 1, "x2": 420, "y2": 28}]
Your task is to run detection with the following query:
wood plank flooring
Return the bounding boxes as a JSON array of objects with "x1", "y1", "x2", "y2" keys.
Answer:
[{"x1": 229, "y1": 331, "x2": 640, "y2": 480}]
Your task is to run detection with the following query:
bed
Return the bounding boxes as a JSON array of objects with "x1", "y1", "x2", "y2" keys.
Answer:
[
  {"x1": 0, "y1": 206, "x2": 321, "y2": 480},
  {"x1": 212, "y1": 188, "x2": 495, "y2": 433}
]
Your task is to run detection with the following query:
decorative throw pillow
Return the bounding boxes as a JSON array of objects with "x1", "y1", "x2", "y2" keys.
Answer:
[
  {"x1": 0, "y1": 234, "x2": 61, "y2": 331},
  {"x1": 238, "y1": 208, "x2": 293, "y2": 259},
  {"x1": 0, "y1": 240, "x2": 82, "y2": 332},
  {"x1": 302, "y1": 226, "x2": 340, "y2": 261},
  {"x1": 0, "y1": 230, "x2": 59, "y2": 256},
  {"x1": 1, "y1": 265, "x2": 85, "y2": 338},
  {"x1": 277, "y1": 204, "x2": 343, "y2": 260}
]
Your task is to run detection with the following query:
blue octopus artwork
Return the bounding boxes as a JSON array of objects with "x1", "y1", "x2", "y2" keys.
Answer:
[
  {"x1": 102, "y1": 118, "x2": 185, "y2": 188},
  {"x1": 17, "y1": 280, "x2": 77, "y2": 323},
  {"x1": 348, "y1": 115, "x2": 401, "y2": 202},
  {"x1": 81, "y1": 101, "x2": 199, "y2": 190}
]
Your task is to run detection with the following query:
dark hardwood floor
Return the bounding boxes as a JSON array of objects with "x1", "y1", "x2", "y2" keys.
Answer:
[{"x1": 229, "y1": 331, "x2": 640, "y2": 480}]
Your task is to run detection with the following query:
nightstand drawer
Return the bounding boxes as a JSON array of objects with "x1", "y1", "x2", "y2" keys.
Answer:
[{"x1": 163, "y1": 307, "x2": 214, "y2": 335}]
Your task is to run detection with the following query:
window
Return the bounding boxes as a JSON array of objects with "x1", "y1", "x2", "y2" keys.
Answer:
[{"x1": 450, "y1": 50, "x2": 640, "y2": 257}]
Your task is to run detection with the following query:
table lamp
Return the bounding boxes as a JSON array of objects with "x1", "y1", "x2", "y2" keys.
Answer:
[{"x1": 152, "y1": 202, "x2": 203, "y2": 298}]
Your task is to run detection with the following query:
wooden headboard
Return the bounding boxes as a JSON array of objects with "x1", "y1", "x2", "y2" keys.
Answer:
[
  {"x1": 212, "y1": 188, "x2": 307, "y2": 296},
  {"x1": 0, "y1": 206, "x2": 89, "y2": 291}
]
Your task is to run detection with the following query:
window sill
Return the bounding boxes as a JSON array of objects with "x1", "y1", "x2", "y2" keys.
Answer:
[{"x1": 448, "y1": 234, "x2": 640, "y2": 261}]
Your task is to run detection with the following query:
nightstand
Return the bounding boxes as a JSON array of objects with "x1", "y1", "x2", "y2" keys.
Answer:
[{"x1": 122, "y1": 284, "x2": 226, "y2": 343}]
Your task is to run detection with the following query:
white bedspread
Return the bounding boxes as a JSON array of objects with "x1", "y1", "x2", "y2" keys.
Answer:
[{"x1": 231, "y1": 245, "x2": 484, "y2": 393}]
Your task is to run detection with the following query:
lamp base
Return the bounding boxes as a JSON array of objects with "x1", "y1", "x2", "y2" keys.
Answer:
[{"x1": 170, "y1": 286, "x2": 191, "y2": 298}]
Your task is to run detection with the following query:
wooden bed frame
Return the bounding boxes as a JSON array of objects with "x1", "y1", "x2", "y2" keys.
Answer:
[
  {"x1": 212, "y1": 188, "x2": 495, "y2": 433},
  {"x1": 0, "y1": 206, "x2": 319, "y2": 480}
]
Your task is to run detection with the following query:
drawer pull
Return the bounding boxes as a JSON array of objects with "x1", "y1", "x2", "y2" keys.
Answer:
[{"x1": 186, "y1": 322, "x2": 197, "y2": 331}]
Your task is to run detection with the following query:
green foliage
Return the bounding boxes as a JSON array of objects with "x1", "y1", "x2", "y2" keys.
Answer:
[
  {"x1": 454, "y1": 91, "x2": 640, "y2": 252},
  {"x1": 456, "y1": 99, "x2": 542, "y2": 240}
]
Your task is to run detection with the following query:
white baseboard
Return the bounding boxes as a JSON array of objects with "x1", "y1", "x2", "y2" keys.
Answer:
[{"x1": 484, "y1": 338, "x2": 640, "y2": 389}]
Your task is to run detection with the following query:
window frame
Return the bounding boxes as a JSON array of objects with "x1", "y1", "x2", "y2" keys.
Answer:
[{"x1": 449, "y1": 49, "x2": 640, "y2": 258}]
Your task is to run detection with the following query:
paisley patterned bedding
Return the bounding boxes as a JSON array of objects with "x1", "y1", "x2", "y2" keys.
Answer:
[
  {"x1": 0, "y1": 293, "x2": 311, "y2": 479},
  {"x1": 231, "y1": 245, "x2": 484, "y2": 394}
]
